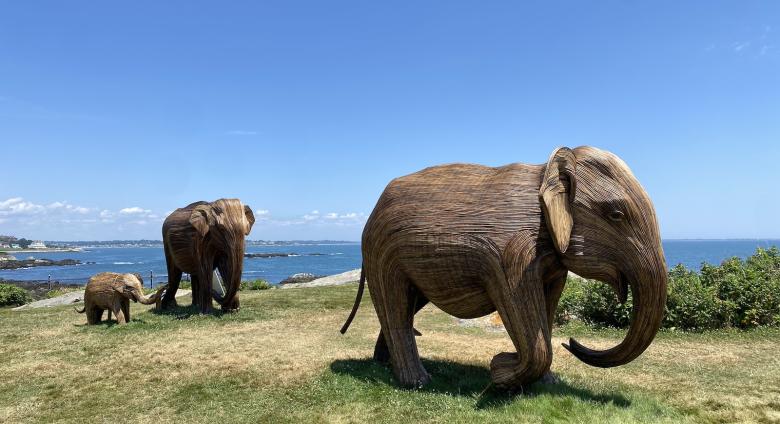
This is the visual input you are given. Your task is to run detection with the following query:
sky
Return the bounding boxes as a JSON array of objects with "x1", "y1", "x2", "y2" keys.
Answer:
[{"x1": 1, "y1": 1, "x2": 778, "y2": 241}]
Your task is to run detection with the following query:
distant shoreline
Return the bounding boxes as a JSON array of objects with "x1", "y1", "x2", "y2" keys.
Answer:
[{"x1": 0, "y1": 248, "x2": 83, "y2": 253}]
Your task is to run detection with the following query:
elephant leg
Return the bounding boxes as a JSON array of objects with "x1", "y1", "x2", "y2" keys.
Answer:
[
  {"x1": 122, "y1": 299, "x2": 131, "y2": 323},
  {"x1": 369, "y1": 270, "x2": 430, "y2": 388},
  {"x1": 190, "y1": 274, "x2": 201, "y2": 309},
  {"x1": 544, "y1": 271, "x2": 568, "y2": 336},
  {"x1": 197, "y1": 269, "x2": 213, "y2": 314},
  {"x1": 105, "y1": 309, "x2": 111, "y2": 322},
  {"x1": 112, "y1": 301, "x2": 127, "y2": 324},
  {"x1": 161, "y1": 246, "x2": 182, "y2": 309},
  {"x1": 539, "y1": 271, "x2": 567, "y2": 383},
  {"x1": 86, "y1": 306, "x2": 99, "y2": 324},
  {"x1": 374, "y1": 292, "x2": 429, "y2": 364},
  {"x1": 488, "y1": 271, "x2": 552, "y2": 389}
]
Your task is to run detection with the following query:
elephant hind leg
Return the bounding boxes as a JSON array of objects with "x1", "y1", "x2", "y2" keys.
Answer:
[
  {"x1": 161, "y1": 245, "x2": 182, "y2": 309},
  {"x1": 86, "y1": 307, "x2": 102, "y2": 325},
  {"x1": 369, "y1": 270, "x2": 430, "y2": 388},
  {"x1": 374, "y1": 291, "x2": 429, "y2": 364}
]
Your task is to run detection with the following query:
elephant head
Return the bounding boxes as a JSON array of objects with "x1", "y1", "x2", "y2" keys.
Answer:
[
  {"x1": 188, "y1": 198, "x2": 255, "y2": 308},
  {"x1": 540, "y1": 146, "x2": 667, "y2": 368},
  {"x1": 118, "y1": 274, "x2": 168, "y2": 306}
]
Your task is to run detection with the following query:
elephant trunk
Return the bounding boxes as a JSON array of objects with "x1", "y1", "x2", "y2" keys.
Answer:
[
  {"x1": 215, "y1": 242, "x2": 244, "y2": 309},
  {"x1": 134, "y1": 285, "x2": 168, "y2": 305},
  {"x1": 564, "y1": 256, "x2": 667, "y2": 368}
]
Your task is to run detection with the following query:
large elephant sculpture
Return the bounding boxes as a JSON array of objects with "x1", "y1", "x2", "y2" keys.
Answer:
[
  {"x1": 76, "y1": 272, "x2": 167, "y2": 324},
  {"x1": 341, "y1": 146, "x2": 667, "y2": 389},
  {"x1": 160, "y1": 198, "x2": 255, "y2": 313}
]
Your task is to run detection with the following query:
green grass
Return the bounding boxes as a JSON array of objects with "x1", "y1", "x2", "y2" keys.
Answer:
[{"x1": 1, "y1": 285, "x2": 778, "y2": 423}]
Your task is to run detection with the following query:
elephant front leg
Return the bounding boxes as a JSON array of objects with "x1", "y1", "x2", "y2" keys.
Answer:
[
  {"x1": 488, "y1": 272, "x2": 553, "y2": 389},
  {"x1": 196, "y1": 269, "x2": 214, "y2": 314},
  {"x1": 112, "y1": 302, "x2": 127, "y2": 324}
]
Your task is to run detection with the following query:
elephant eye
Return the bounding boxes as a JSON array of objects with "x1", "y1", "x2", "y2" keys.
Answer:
[{"x1": 608, "y1": 210, "x2": 625, "y2": 222}]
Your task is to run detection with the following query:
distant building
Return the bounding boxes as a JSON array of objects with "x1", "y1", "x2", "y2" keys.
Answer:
[
  {"x1": 0, "y1": 243, "x2": 9, "y2": 249},
  {"x1": 29, "y1": 241, "x2": 47, "y2": 249},
  {"x1": 10, "y1": 244, "x2": 20, "y2": 249}
]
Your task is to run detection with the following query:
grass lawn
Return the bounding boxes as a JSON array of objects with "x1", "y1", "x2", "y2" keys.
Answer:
[{"x1": 1, "y1": 284, "x2": 779, "y2": 423}]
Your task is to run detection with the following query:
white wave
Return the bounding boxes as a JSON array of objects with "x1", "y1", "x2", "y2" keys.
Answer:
[{"x1": 113, "y1": 262, "x2": 134, "y2": 265}]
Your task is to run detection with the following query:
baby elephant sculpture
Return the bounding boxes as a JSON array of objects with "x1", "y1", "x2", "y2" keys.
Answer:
[
  {"x1": 341, "y1": 146, "x2": 668, "y2": 389},
  {"x1": 76, "y1": 272, "x2": 167, "y2": 324},
  {"x1": 161, "y1": 198, "x2": 255, "y2": 313}
]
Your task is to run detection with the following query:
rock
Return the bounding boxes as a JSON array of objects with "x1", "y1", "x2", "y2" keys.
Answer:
[
  {"x1": 0, "y1": 258, "x2": 82, "y2": 270},
  {"x1": 280, "y1": 268, "x2": 362, "y2": 289},
  {"x1": 279, "y1": 273, "x2": 325, "y2": 285},
  {"x1": 245, "y1": 252, "x2": 296, "y2": 258},
  {"x1": 13, "y1": 289, "x2": 192, "y2": 310}
]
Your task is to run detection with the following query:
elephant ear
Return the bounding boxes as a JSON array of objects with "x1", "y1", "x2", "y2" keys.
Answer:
[
  {"x1": 189, "y1": 205, "x2": 215, "y2": 237},
  {"x1": 244, "y1": 205, "x2": 255, "y2": 236},
  {"x1": 539, "y1": 147, "x2": 577, "y2": 254}
]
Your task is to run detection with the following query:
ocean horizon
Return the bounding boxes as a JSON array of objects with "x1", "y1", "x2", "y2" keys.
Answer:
[{"x1": 1, "y1": 239, "x2": 778, "y2": 285}]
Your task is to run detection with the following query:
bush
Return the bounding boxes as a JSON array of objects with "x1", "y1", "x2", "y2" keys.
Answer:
[
  {"x1": 0, "y1": 284, "x2": 32, "y2": 307},
  {"x1": 663, "y1": 265, "x2": 722, "y2": 330},
  {"x1": 556, "y1": 246, "x2": 780, "y2": 331},
  {"x1": 240, "y1": 279, "x2": 272, "y2": 291}
]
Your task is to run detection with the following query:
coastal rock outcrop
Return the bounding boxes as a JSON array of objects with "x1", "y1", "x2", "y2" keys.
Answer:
[
  {"x1": 0, "y1": 258, "x2": 83, "y2": 270},
  {"x1": 279, "y1": 273, "x2": 325, "y2": 285}
]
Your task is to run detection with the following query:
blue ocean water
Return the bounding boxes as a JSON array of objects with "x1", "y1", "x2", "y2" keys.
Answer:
[{"x1": 1, "y1": 240, "x2": 777, "y2": 285}]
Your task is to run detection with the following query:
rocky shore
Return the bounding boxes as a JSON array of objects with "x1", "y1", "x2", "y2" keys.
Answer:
[
  {"x1": 244, "y1": 252, "x2": 327, "y2": 259},
  {"x1": 0, "y1": 258, "x2": 86, "y2": 270},
  {"x1": 0, "y1": 279, "x2": 83, "y2": 300},
  {"x1": 278, "y1": 273, "x2": 325, "y2": 285},
  {"x1": 279, "y1": 269, "x2": 361, "y2": 289}
]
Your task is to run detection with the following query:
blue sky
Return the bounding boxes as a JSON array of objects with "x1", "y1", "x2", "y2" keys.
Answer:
[{"x1": 1, "y1": 1, "x2": 778, "y2": 241}]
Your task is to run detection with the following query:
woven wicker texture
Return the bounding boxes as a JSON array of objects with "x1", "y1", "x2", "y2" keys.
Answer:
[
  {"x1": 161, "y1": 199, "x2": 255, "y2": 313},
  {"x1": 75, "y1": 272, "x2": 166, "y2": 324},
  {"x1": 344, "y1": 146, "x2": 667, "y2": 389}
]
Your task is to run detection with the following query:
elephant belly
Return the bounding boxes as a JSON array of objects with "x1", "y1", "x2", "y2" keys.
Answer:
[
  {"x1": 423, "y1": 283, "x2": 495, "y2": 319},
  {"x1": 396, "y1": 236, "x2": 503, "y2": 319}
]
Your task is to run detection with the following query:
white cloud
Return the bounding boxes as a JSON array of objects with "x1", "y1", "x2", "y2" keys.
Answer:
[
  {"x1": 0, "y1": 197, "x2": 45, "y2": 215},
  {"x1": 119, "y1": 207, "x2": 151, "y2": 215},
  {"x1": 734, "y1": 41, "x2": 750, "y2": 52},
  {"x1": 0, "y1": 197, "x2": 165, "y2": 239}
]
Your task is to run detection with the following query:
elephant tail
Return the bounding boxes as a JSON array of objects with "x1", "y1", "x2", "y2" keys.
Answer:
[
  {"x1": 339, "y1": 267, "x2": 365, "y2": 334},
  {"x1": 74, "y1": 305, "x2": 85, "y2": 313}
]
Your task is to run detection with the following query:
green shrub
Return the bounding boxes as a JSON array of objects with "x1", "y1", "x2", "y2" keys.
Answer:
[
  {"x1": 663, "y1": 265, "x2": 721, "y2": 330},
  {"x1": 556, "y1": 246, "x2": 780, "y2": 331},
  {"x1": 240, "y1": 279, "x2": 272, "y2": 291},
  {"x1": 0, "y1": 284, "x2": 32, "y2": 307}
]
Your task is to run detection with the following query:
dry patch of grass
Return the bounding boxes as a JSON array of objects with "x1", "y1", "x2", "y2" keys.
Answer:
[{"x1": 0, "y1": 284, "x2": 778, "y2": 423}]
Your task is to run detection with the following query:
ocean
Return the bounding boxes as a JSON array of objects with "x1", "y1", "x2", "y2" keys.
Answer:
[{"x1": 1, "y1": 240, "x2": 778, "y2": 285}]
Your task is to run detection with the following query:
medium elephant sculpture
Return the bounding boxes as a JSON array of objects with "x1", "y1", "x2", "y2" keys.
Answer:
[
  {"x1": 161, "y1": 198, "x2": 255, "y2": 313},
  {"x1": 341, "y1": 146, "x2": 667, "y2": 389},
  {"x1": 76, "y1": 272, "x2": 167, "y2": 324}
]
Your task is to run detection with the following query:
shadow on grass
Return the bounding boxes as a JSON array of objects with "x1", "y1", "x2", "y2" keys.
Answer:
[
  {"x1": 330, "y1": 358, "x2": 631, "y2": 410},
  {"x1": 151, "y1": 304, "x2": 226, "y2": 320}
]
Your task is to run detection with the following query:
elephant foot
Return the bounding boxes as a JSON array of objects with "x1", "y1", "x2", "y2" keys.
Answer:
[
  {"x1": 373, "y1": 335, "x2": 391, "y2": 364},
  {"x1": 396, "y1": 362, "x2": 431, "y2": 389},
  {"x1": 490, "y1": 352, "x2": 523, "y2": 389},
  {"x1": 538, "y1": 371, "x2": 559, "y2": 385},
  {"x1": 490, "y1": 352, "x2": 553, "y2": 389}
]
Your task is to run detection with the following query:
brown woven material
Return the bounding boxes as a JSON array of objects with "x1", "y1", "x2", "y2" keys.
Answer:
[
  {"x1": 346, "y1": 146, "x2": 667, "y2": 389},
  {"x1": 75, "y1": 272, "x2": 166, "y2": 324},
  {"x1": 160, "y1": 199, "x2": 255, "y2": 313}
]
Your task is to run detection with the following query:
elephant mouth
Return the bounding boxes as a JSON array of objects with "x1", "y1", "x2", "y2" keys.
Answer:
[{"x1": 612, "y1": 271, "x2": 629, "y2": 304}]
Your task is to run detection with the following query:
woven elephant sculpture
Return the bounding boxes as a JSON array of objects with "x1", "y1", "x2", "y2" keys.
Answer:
[
  {"x1": 160, "y1": 198, "x2": 255, "y2": 313},
  {"x1": 76, "y1": 272, "x2": 166, "y2": 324},
  {"x1": 341, "y1": 146, "x2": 667, "y2": 389}
]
